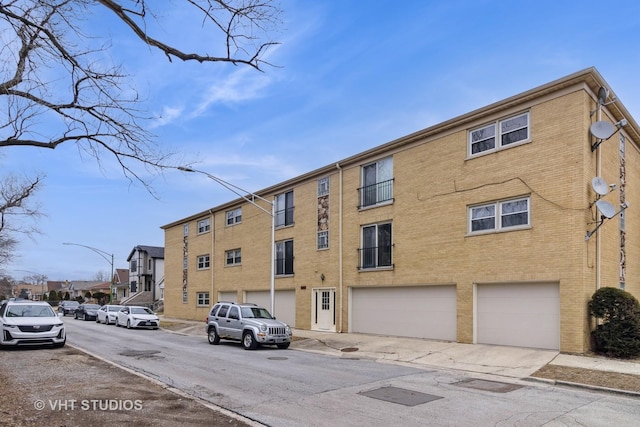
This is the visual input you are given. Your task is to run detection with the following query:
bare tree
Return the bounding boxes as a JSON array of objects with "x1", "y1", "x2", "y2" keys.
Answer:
[
  {"x1": 0, "y1": 0, "x2": 282, "y2": 192},
  {"x1": 0, "y1": 174, "x2": 43, "y2": 266}
]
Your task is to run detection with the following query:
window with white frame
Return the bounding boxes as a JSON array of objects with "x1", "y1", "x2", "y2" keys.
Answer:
[
  {"x1": 197, "y1": 254, "x2": 210, "y2": 270},
  {"x1": 469, "y1": 197, "x2": 530, "y2": 233},
  {"x1": 359, "y1": 157, "x2": 393, "y2": 208},
  {"x1": 226, "y1": 207, "x2": 242, "y2": 226},
  {"x1": 318, "y1": 177, "x2": 329, "y2": 196},
  {"x1": 275, "y1": 191, "x2": 294, "y2": 227},
  {"x1": 359, "y1": 222, "x2": 393, "y2": 269},
  {"x1": 317, "y1": 231, "x2": 329, "y2": 250},
  {"x1": 197, "y1": 292, "x2": 210, "y2": 306},
  {"x1": 275, "y1": 239, "x2": 294, "y2": 275},
  {"x1": 198, "y1": 218, "x2": 210, "y2": 233},
  {"x1": 469, "y1": 112, "x2": 529, "y2": 156},
  {"x1": 225, "y1": 249, "x2": 241, "y2": 266}
]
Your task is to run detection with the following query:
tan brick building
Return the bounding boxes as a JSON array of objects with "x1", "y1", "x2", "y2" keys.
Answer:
[{"x1": 162, "y1": 68, "x2": 640, "y2": 353}]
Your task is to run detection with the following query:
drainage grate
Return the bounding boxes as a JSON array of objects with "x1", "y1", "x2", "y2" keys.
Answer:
[
  {"x1": 454, "y1": 379, "x2": 523, "y2": 393},
  {"x1": 359, "y1": 386, "x2": 442, "y2": 406},
  {"x1": 341, "y1": 347, "x2": 359, "y2": 352},
  {"x1": 267, "y1": 357, "x2": 288, "y2": 361}
]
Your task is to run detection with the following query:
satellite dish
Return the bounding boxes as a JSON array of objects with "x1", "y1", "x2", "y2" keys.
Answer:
[
  {"x1": 590, "y1": 121, "x2": 616, "y2": 140},
  {"x1": 595, "y1": 200, "x2": 616, "y2": 219},
  {"x1": 591, "y1": 177, "x2": 609, "y2": 196},
  {"x1": 598, "y1": 86, "x2": 609, "y2": 105}
]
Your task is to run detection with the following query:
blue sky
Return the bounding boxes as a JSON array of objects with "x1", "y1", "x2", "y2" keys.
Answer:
[{"x1": 3, "y1": 0, "x2": 640, "y2": 281}]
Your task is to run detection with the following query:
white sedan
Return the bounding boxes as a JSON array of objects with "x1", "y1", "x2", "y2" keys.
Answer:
[
  {"x1": 116, "y1": 306, "x2": 159, "y2": 329},
  {"x1": 96, "y1": 305, "x2": 124, "y2": 325}
]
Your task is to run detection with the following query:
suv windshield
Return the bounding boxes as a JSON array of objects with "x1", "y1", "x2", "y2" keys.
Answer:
[
  {"x1": 6, "y1": 304, "x2": 56, "y2": 318},
  {"x1": 240, "y1": 307, "x2": 273, "y2": 319}
]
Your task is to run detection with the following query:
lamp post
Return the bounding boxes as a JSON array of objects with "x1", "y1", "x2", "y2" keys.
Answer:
[
  {"x1": 62, "y1": 242, "x2": 115, "y2": 303},
  {"x1": 178, "y1": 166, "x2": 277, "y2": 315}
]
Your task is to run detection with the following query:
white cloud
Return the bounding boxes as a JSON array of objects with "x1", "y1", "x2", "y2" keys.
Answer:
[{"x1": 191, "y1": 68, "x2": 272, "y2": 117}]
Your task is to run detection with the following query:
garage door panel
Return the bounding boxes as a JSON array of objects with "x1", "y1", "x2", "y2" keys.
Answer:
[
  {"x1": 246, "y1": 290, "x2": 296, "y2": 328},
  {"x1": 351, "y1": 286, "x2": 456, "y2": 341},
  {"x1": 477, "y1": 283, "x2": 559, "y2": 350}
]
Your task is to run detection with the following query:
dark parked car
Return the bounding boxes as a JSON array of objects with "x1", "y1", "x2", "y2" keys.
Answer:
[
  {"x1": 58, "y1": 301, "x2": 79, "y2": 316},
  {"x1": 74, "y1": 304, "x2": 100, "y2": 321}
]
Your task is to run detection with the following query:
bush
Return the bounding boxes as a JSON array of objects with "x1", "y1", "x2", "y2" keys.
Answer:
[{"x1": 588, "y1": 287, "x2": 640, "y2": 358}]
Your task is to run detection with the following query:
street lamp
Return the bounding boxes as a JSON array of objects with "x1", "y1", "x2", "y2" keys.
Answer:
[
  {"x1": 178, "y1": 166, "x2": 277, "y2": 315},
  {"x1": 62, "y1": 242, "x2": 115, "y2": 303}
]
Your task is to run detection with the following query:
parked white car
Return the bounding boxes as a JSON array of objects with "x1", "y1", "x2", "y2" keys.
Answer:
[
  {"x1": 0, "y1": 300, "x2": 66, "y2": 347},
  {"x1": 96, "y1": 305, "x2": 124, "y2": 325},
  {"x1": 116, "y1": 306, "x2": 159, "y2": 329}
]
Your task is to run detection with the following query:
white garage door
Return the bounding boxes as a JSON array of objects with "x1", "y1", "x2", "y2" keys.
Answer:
[
  {"x1": 350, "y1": 286, "x2": 457, "y2": 341},
  {"x1": 218, "y1": 291, "x2": 237, "y2": 303},
  {"x1": 246, "y1": 290, "x2": 296, "y2": 328},
  {"x1": 476, "y1": 282, "x2": 559, "y2": 350}
]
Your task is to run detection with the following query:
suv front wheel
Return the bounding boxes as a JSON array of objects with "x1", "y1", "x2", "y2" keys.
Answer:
[
  {"x1": 207, "y1": 327, "x2": 220, "y2": 345},
  {"x1": 242, "y1": 331, "x2": 258, "y2": 350}
]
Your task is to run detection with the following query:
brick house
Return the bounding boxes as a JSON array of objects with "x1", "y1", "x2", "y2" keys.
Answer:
[{"x1": 161, "y1": 68, "x2": 640, "y2": 354}]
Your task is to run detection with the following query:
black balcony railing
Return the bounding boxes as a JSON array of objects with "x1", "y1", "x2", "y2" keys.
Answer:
[
  {"x1": 357, "y1": 245, "x2": 393, "y2": 270},
  {"x1": 358, "y1": 179, "x2": 394, "y2": 208}
]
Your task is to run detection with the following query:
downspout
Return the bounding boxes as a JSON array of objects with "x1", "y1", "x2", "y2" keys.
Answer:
[
  {"x1": 336, "y1": 163, "x2": 344, "y2": 333},
  {"x1": 596, "y1": 107, "x2": 602, "y2": 291},
  {"x1": 209, "y1": 209, "x2": 215, "y2": 305}
]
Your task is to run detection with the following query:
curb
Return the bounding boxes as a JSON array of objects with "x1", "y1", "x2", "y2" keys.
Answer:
[{"x1": 524, "y1": 375, "x2": 640, "y2": 398}]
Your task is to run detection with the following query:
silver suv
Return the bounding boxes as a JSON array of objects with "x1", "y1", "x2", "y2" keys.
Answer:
[{"x1": 206, "y1": 302, "x2": 292, "y2": 350}]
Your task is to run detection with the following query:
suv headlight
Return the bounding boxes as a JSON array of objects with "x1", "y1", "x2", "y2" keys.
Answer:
[
  {"x1": 1, "y1": 323, "x2": 16, "y2": 328},
  {"x1": 285, "y1": 326, "x2": 291, "y2": 334},
  {"x1": 259, "y1": 325, "x2": 267, "y2": 332}
]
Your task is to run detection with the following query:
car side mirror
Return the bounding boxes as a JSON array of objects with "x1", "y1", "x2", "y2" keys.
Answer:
[{"x1": 58, "y1": 313, "x2": 63, "y2": 317}]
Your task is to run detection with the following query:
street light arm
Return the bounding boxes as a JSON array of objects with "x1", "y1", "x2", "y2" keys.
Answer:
[
  {"x1": 62, "y1": 242, "x2": 113, "y2": 265},
  {"x1": 177, "y1": 167, "x2": 274, "y2": 216}
]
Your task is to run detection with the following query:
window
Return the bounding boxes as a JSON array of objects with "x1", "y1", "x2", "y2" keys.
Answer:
[
  {"x1": 275, "y1": 240, "x2": 294, "y2": 275},
  {"x1": 197, "y1": 292, "x2": 210, "y2": 306},
  {"x1": 130, "y1": 260, "x2": 137, "y2": 273},
  {"x1": 182, "y1": 291, "x2": 188, "y2": 303},
  {"x1": 183, "y1": 224, "x2": 189, "y2": 236},
  {"x1": 148, "y1": 259, "x2": 152, "y2": 271},
  {"x1": 197, "y1": 255, "x2": 210, "y2": 270},
  {"x1": 317, "y1": 231, "x2": 329, "y2": 250},
  {"x1": 198, "y1": 218, "x2": 210, "y2": 233},
  {"x1": 225, "y1": 249, "x2": 242, "y2": 266},
  {"x1": 359, "y1": 157, "x2": 393, "y2": 208},
  {"x1": 318, "y1": 177, "x2": 330, "y2": 196},
  {"x1": 470, "y1": 197, "x2": 530, "y2": 233},
  {"x1": 469, "y1": 112, "x2": 529, "y2": 156},
  {"x1": 183, "y1": 257, "x2": 188, "y2": 269},
  {"x1": 226, "y1": 207, "x2": 242, "y2": 226},
  {"x1": 359, "y1": 222, "x2": 393, "y2": 269},
  {"x1": 275, "y1": 190, "x2": 294, "y2": 227}
]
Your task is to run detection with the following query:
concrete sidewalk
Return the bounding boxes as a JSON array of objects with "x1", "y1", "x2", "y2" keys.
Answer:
[{"x1": 159, "y1": 316, "x2": 640, "y2": 382}]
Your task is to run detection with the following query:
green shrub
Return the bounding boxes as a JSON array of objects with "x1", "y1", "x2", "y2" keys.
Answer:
[{"x1": 588, "y1": 287, "x2": 640, "y2": 358}]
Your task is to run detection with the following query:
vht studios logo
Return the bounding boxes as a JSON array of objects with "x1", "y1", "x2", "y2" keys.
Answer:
[{"x1": 34, "y1": 399, "x2": 143, "y2": 411}]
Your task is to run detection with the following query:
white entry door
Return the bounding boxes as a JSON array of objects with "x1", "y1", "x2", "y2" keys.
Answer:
[{"x1": 312, "y1": 288, "x2": 335, "y2": 331}]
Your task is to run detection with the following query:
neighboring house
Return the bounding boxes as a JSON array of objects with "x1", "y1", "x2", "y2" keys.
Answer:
[
  {"x1": 112, "y1": 268, "x2": 130, "y2": 303},
  {"x1": 67, "y1": 281, "x2": 105, "y2": 300},
  {"x1": 121, "y1": 245, "x2": 164, "y2": 308},
  {"x1": 161, "y1": 68, "x2": 640, "y2": 354}
]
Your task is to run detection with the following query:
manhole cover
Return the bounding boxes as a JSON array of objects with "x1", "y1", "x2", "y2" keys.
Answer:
[
  {"x1": 341, "y1": 347, "x2": 359, "y2": 352},
  {"x1": 454, "y1": 379, "x2": 523, "y2": 393},
  {"x1": 359, "y1": 386, "x2": 442, "y2": 406},
  {"x1": 119, "y1": 350, "x2": 161, "y2": 359},
  {"x1": 267, "y1": 357, "x2": 288, "y2": 360}
]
